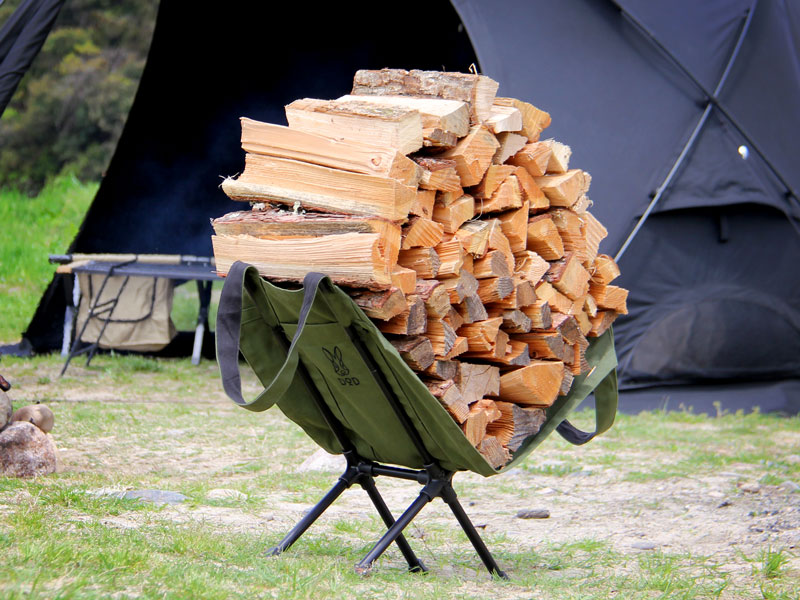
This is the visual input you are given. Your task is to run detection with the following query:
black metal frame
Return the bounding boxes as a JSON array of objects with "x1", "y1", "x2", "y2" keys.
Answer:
[
  {"x1": 57, "y1": 258, "x2": 220, "y2": 375},
  {"x1": 267, "y1": 324, "x2": 508, "y2": 578}
]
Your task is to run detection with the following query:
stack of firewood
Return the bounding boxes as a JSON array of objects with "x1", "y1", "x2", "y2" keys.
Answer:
[{"x1": 211, "y1": 69, "x2": 627, "y2": 468}]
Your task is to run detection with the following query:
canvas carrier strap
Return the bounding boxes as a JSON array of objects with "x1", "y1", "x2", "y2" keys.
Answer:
[{"x1": 216, "y1": 261, "x2": 328, "y2": 412}]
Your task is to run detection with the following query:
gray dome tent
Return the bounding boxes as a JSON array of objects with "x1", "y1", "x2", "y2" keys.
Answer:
[{"x1": 4, "y1": 0, "x2": 799, "y2": 413}]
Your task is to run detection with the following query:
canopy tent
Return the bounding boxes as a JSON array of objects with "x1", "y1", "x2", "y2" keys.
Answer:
[{"x1": 4, "y1": 0, "x2": 799, "y2": 413}]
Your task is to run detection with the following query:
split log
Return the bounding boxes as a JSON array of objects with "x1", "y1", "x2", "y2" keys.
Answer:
[
  {"x1": 377, "y1": 296, "x2": 427, "y2": 335},
  {"x1": 513, "y1": 250, "x2": 549, "y2": 284},
  {"x1": 398, "y1": 247, "x2": 440, "y2": 279},
  {"x1": 239, "y1": 118, "x2": 422, "y2": 185},
  {"x1": 463, "y1": 406, "x2": 489, "y2": 446},
  {"x1": 456, "y1": 293, "x2": 489, "y2": 324},
  {"x1": 423, "y1": 128, "x2": 458, "y2": 148},
  {"x1": 456, "y1": 362, "x2": 501, "y2": 405},
  {"x1": 439, "y1": 269, "x2": 479, "y2": 304},
  {"x1": 442, "y1": 336, "x2": 469, "y2": 360},
  {"x1": 425, "y1": 319, "x2": 458, "y2": 356},
  {"x1": 546, "y1": 252, "x2": 591, "y2": 300},
  {"x1": 513, "y1": 331, "x2": 567, "y2": 361},
  {"x1": 454, "y1": 220, "x2": 492, "y2": 257},
  {"x1": 391, "y1": 266, "x2": 417, "y2": 294},
  {"x1": 508, "y1": 142, "x2": 551, "y2": 177},
  {"x1": 212, "y1": 233, "x2": 392, "y2": 289},
  {"x1": 433, "y1": 237, "x2": 466, "y2": 277},
  {"x1": 401, "y1": 217, "x2": 445, "y2": 249},
  {"x1": 410, "y1": 189, "x2": 436, "y2": 219},
  {"x1": 351, "y1": 288, "x2": 408, "y2": 320},
  {"x1": 212, "y1": 209, "x2": 401, "y2": 266},
  {"x1": 352, "y1": 68, "x2": 499, "y2": 122},
  {"x1": 590, "y1": 254, "x2": 621, "y2": 285},
  {"x1": 498, "y1": 360, "x2": 564, "y2": 407},
  {"x1": 478, "y1": 435, "x2": 512, "y2": 469},
  {"x1": 533, "y1": 169, "x2": 591, "y2": 208},
  {"x1": 549, "y1": 208, "x2": 586, "y2": 257},
  {"x1": 489, "y1": 402, "x2": 547, "y2": 451},
  {"x1": 422, "y1": 359, "x2": 459, "y2": 381},
  {"x1": 521, "y1": 299, "x2": 552, "y2": 330},
  {"x1": 432, "y1": 194, "x2": 475, "y2": 233},
  {"x1": 390, "y1": 336, "x2": 434, "y2": 371},
  {"x1": 497, "y1": 202, "x2": 529, "y2": 254},
  {"x1": 493, "y1": 132, "x2": 527, "y2": 165},
  {"x1": 285, "y1": 97, "x2": 423, "y2": 155},
  {"x1": 414, "y1": 157, "x2": 462, "y2": 192},
  {"x1": 458, "y1": 318, "x2": 503, "y2": 352},
  {"x1": 487, "y1": 308, "x2": 531, "y2": 334},
  {"x1": 582, "y1": 212, "x2": 609, "y2": 266},
  {"x1": 473, "y1": 250, "x2": 512, "y2": 279},
  {"x1": 527, "y1": 214, "x2": 565, "y2": 260},
  {"x1": 589, "y1": 283, "x2": 629, "y2": 314},
  {"x1": 425, "y1": 379, "x2": 469, "y2": 423},
  {"x1": 541, "y1": 139, "x2": 571, "y2": 173},
  {"x1": 475, "y1": 174, "x2": 523, "y2": 214},
  {"x1": 485, "y1": 278, "x2": 536, "y2": 310},
  {"x1": 415, "y1": 280, "x2": 451, "y2": 319},
  {"x1": 471, "y1": 165, "x2": 516, "y2": 200},
  {"x1": 589, "y1": 310, "x2": 618, "y2": 337},
  {"x1": 338, "y1": 94, "x2": 469, "y2": 137},
  {"x1": 485, "y1": 105, "x2": 523, "y2": 134},
  {"x1": 514, "y1": 167, "x2": 549, "y2": 211},
  {"x1": 493, "y1": 97, "x2": 551, "y2": 141},
  {"x1": 439, "y1": 124, "x2": 500, "y2": 187},
  {"x1": 560, "y1": 366, "x2": 575, "y2": 396},
  {"x1": 535, "y1": 281, "x2": 574, "y2": 315},
  {"x1": 445, "y1": 305, "x2": 465, "y2": 330},
  {"x1": 477, "y1": 277, "x2": 514, "y2": 303},
  {"x1": 222, "y1": 155, "x2": 415, "y2": 222}
]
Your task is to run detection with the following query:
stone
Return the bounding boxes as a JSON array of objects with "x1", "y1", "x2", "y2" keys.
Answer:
[
  {"x1": 11, "y1": 404, "x2": 55, "y2": 433},
  {"x1": 0, "y1": 389, "x2": 12, "y2": 430},
  {"x1": 778, "y1": 480, "x2": 800, "y2": 493},
  {"x1": 0, "y1": 421, "x2": 58, "y2": 477},
  {"x1": 631, "y1": 541, "x2": 658, "y2": 550},
  {"x1": 516, "y1": 509, "x2": 550, "y2": 519},
  {"x1": 738, "y1": 482, "x2": 761, "y2": 493},
  {"x1": 206, "y1": 488, "x2": 247, "y2": 501},
  {"x1": 296, "y1": 448, "x2": 346, "y2": 473}
]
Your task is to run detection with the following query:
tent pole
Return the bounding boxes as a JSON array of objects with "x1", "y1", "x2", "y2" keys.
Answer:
[{"x1": 614, "y1": 0, "x2": 766, "y2": 261}]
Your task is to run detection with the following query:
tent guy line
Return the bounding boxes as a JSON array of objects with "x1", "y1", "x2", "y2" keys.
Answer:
[{"x1": 613, "y1": 0, "x2": 759, "y2": 261}]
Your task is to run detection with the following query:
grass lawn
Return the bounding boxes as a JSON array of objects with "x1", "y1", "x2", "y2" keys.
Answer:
[
  {"x1": 0, "y1": 175, "x2": 97, "y2": 344},
  {"x1": 0, "y1": 354, "x2": 798, "y2": 599}
]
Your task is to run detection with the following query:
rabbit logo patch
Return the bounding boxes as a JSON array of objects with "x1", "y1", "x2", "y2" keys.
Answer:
[{"x1": 322, "y1": 346, "x2": 360, "y2": 386}]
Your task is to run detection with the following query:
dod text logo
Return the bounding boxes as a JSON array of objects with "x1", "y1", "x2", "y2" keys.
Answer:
[{"x1": 322, "y1": 346, "x2": 360, "y2": 386}]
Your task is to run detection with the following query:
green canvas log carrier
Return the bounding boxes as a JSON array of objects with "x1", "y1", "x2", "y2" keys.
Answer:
[{"x1": 216, "y1": 261, "x2": 618, "y2": 577}]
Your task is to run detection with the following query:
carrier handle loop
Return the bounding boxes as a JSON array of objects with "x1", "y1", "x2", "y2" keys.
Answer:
[
  {"x1": 556, "y1": 368, "x2": 618, "y2": 445},
  {"x1": 216, "y1": 261, "x2": 327, "y2": 412}
]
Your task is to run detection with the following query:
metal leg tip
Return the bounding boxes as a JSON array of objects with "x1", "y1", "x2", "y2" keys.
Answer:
[
  {"x1": 354, "y1": 563, "x2": 374, "y2": 577},
  {"x1": 265, "y1": 546, "x2": 283, "y2": 557},
  {"x1": 408, "y1": 560, "x2": 428, "y2": 573}
]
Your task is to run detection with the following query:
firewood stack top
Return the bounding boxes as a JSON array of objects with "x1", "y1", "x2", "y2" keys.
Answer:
[{"x1": 211, "y1": 68, "x2": 627, "y2": 469}]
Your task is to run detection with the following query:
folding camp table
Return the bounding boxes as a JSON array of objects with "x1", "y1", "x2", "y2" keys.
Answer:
[
  {"x1": 50, "y1": 254, "x2": 221, "y2": 375},
  {"x1": 217, "y1": 262, "x2": 618, "y2": 578}
]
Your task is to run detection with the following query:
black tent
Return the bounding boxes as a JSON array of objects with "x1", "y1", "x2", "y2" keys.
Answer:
[{"x1": 4, "y1": 0, "x2": 800, "y2": 413}]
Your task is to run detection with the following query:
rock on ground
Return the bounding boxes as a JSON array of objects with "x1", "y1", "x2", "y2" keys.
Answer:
[
  {"x1": 0, "y1": 421, "x2": 58, "y2": 477},
  {"x1": 0, "y1": 390, "x2": 12, "y2": 429}
]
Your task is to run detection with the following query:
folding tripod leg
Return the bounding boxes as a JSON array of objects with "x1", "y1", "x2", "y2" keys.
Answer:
[
  {"x1": 355, "y1": 491, "x2": 432, "y2": 575},
  {"x1": 359, "y1": 476, "x2": 427, "y2": 573},
  {"x1": 266, "y1": 476, "x2": 351, "y2": 556},
  {"x1": 442, "y1": 487, "x2": 508, "y2": 579}
]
